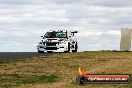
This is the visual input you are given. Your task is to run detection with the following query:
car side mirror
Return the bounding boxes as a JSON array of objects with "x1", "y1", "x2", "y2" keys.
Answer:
[{"x1": 71, "y1": 31, "x2": 78, "y2": 33}]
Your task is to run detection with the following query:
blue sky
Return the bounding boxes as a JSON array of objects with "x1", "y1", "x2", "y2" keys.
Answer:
[{"x1": 0, "y1": 0, "x2": 132, "y2": 52}]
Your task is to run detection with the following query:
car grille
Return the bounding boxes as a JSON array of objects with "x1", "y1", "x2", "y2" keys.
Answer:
[
  {"x1": 46, "y1": 47, "x2": 57, "y2": 50},
  {"x1": 46, "y1": 43, "x2": 57, "y2": 46}
]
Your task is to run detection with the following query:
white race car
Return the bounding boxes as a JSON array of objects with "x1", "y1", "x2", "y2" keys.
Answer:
[{"x1": 37, "y1": 30, "x2": 78, "y2": 53}]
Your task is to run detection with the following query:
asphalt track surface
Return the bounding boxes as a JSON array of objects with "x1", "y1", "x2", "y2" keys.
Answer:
[{"x1": 0, "y1": 52, "x2": 52, "y2": 62}]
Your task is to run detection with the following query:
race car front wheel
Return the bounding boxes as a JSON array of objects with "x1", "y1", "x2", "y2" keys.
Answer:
[
  {"x1": 64, "y1": 42, "x2": 70, "y2": 53},
  {"x1": 72, "y1": 43, "x2": 78, "y2": 52},
  {"x1": 38, "y1": 51, "x2": 44, "y2": 53}
]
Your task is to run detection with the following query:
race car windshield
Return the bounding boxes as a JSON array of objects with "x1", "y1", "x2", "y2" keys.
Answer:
[{"x1": 44, "y1": 31, "x2": 67, "y2": 38}]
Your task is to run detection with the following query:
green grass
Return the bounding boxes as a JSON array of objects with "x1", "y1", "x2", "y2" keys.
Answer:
[
  {"x1": 0, "y1": 74, "x2": 59, "y2": 88},
  {"x1": 0, "y1": 51, "x2": 132, "y2": 88}
]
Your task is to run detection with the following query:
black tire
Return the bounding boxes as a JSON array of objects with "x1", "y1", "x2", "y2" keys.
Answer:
[
  {"x1": 72, "y1": 43, "x2": 78, "y2": 52},
  {"x1": 38, "y1": 51, "x2": 44, "y2": 53},
  {"x1": 64, "y1": 42, "x2": 70, "y2": 53},
  {"x1": 47, "y1": 51, "x2": 53, "y2": 53}
]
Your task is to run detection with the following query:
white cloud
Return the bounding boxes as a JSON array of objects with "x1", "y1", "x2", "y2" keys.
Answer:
[
  {"x1": 0, "y1": 0, "x2": 132, "y2": 51},
  {"x1": 106, "y1": 30, "x2": 120, "y2": 36},
  {"x1": 78, "y1": 31, "x2": 102, "y2": 37}
]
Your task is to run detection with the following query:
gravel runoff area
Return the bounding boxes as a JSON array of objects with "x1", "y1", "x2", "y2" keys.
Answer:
[{"x1": 0, "y1": 52, "x2": 51, "y2": 62}]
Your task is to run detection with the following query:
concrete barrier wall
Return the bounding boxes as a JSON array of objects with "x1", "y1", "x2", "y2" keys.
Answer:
[{"x1": 120, "y1": 28, "x2": 132, "y2": 51}]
